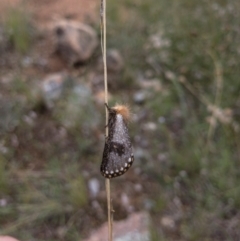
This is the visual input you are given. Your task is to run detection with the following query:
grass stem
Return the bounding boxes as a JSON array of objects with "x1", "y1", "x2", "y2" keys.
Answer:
[{"x1": 101, "y1": 0, "x2": 113, "y2": 240}]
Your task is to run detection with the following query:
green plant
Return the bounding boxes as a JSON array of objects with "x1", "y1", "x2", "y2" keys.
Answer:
[
  {"x1": 69, "y1": 176, "x2": 88, "y2": 208},
  {"x1": 0, "y1": 155, "x2": 8, "y2": 194},
  {"x1": 4, "y1": 6, "x2": 33, "y2": 53}
]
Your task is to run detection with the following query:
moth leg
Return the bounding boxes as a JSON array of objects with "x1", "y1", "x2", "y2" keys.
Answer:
[
  {"x1": 104, "y1": 103, "x2": 112, "y2": 128},
  {"x1": 104, "y1": 134, "x2": 109, "y2": 141},
  {"x1": 104, "y1": 103, "x2": 114, "y2": 114},
  {"x1": 104, "y1": 103, "x2": 111, "y2": 111},
  {"x1": 104, "y1": 103, "x2": 111, "y2": 129}
]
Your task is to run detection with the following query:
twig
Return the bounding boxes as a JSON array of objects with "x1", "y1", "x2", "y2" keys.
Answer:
[
  {"x1": 101, "y1": 0, "x2": 113, "y2": 240},
  {"x1": 106, "y1": 176, "x2": 112, "y2": 241}
]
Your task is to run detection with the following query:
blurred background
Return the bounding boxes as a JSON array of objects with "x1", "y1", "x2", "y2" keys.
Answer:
[{"x1": 0, "y1": 0, "x2": 240, "y2": 240}]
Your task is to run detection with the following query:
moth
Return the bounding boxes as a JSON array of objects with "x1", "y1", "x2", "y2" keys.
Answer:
[{"x1": 101, "y1": 104, "x2": 134, "y2": 178}]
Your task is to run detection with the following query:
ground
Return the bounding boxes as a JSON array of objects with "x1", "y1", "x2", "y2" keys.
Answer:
[
  {"x1": 0, "y1": 0, "x2": 98, "y2": 25},
  {"x1": 0, "y1": 0, "x2": 99, "y2": 76}
]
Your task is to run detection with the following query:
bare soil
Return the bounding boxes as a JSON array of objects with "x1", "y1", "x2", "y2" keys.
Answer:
[
  {"x1": 0, "y1": 0, "x2": 98, "y2": 26},
  {"x1": 0, "y1": 0, "x2": 101, "y2": 83}
]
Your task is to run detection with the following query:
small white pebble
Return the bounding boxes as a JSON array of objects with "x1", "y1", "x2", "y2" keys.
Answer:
[{"x1": 88, "y1": 178, "x2": 100, "y2": 197}]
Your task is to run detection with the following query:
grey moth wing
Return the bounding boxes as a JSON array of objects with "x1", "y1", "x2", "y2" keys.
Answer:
[{"x1": 101, "y1": 105, "x2": 134, "y2": 178}]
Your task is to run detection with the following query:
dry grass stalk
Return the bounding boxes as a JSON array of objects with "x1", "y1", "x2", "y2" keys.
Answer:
[{"x1": 101, "y1": 0, "x2": 113, "y2": 240}]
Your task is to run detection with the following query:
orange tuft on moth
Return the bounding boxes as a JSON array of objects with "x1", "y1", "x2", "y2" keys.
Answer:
[{"x1": 112, "y1": 104, "x2": 131, "y2": 122}]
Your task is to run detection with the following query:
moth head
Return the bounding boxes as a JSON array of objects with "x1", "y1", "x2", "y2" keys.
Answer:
[
  {"x1": 105, "y1": 103, "x2": 131, "y2": 121},
  {"x1": 112, "y1": 104, "x2": 131, "y2": 122}
]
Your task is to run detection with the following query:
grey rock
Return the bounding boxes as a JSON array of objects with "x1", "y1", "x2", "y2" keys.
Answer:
[
  {"x1": 55, "y1": 83, "x2": 100, "y2": 129},
  {"x1": 0, "y1": 199, "x2": 7, "y2": 207},
  {"x1": 115, "y1": 232, "x2": 149, "y2": 241},
  {"x1": 142, "y1": 122, "x2": 157, "y2": 131},
  {"x1": 0, "y1": 237, "x2": 21, "y2": 241},
  {"x1": 121, "y1": 193, "x2": 133, "y2": 213},
  {"x1": 97, "y1": 49, "x2": 124, "y2": 73},
  {"x1": 143, "y1": 199, "x2": 154, "y2": 211},
  {"x1": 41, "y1": 72, "x2": 69, "y2": 108},
  {"x1": 21, "y1": 56, "x2": 33, "y2": 67},
  {"x1": 139, "y1": 78, "x2": 162, "y2": 91},
  {"x1": 83, "y1": 212, "x2": 150, "y2": 241},
  {"x1": 160, "y1": 215, "x2": 176, "y2": 230},
  {"x1": 158, "y1": 116, "x2": 166, "y2": 123},
  {"x1": 133, "y1": 148, "x2": 146, "y2": 160},
  {"x1": 133, "y1": 91, "x2": 147, "y2": 104},
  {"x1": 92, "y1": 49, "x2": 124, "y2": 91},
  {"x1": 54, "y1": 20, "x2": 98, "y2": 65},
  {"x1": 88, "y1": 178, "x2": 100, "y2": 198}
]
